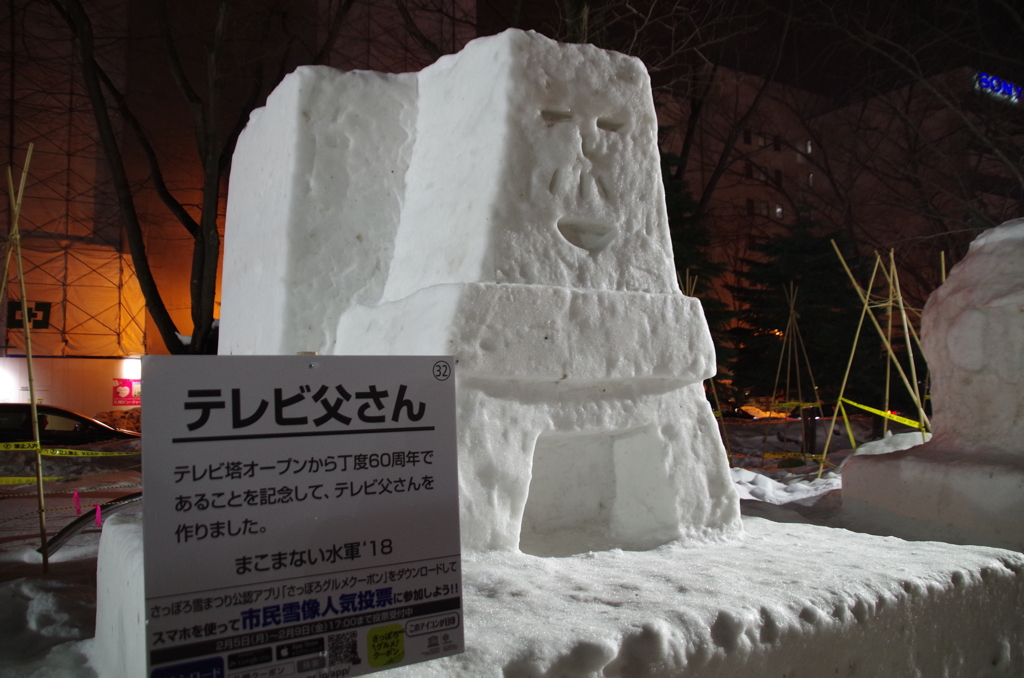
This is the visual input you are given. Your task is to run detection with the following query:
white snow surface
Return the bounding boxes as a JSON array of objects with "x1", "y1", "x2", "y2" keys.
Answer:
[
  {"x1": 843, "y1": 221, "x2": 1024, "y2": 551},
  {"x1": 380, "y1": 29, "x2": 676, "y2": 302},
  {"x1": 729, "y1": 467, "x2": 841, "y2": 505},
  {"x1": 219, "y1": 67, "x2": 417, "y2": 355},
  {"x1": 847, "y1": 430, "x2": 931, "y2": 457},
  {"x1": 80, "y1": 511, "x2": 1024, "y2": 678},
  {"x1": 3, "y1": 465, "x2": 1024, "y2": 677},
  {"x1": 922, "y1": 218, "x2": 1024, "y2": 453}
]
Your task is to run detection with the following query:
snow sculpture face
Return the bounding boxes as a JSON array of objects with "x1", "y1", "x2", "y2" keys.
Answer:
[
  {"x1": 495, "y1": 40, "x2": 674, "y2": 293},
  {"x1": 380, "y1": 31, "x2": 677, "y2": 302},
  {"x1": 532, "y1": 76, "x2": 636, "y2": 253}
]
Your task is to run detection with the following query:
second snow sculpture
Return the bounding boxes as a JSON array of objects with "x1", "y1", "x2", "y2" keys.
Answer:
[
  {"x1": 843, "y1": 220, "x2": 1024, "y2": 550},
  {"x1": 220, "y1": 29, "x2": 740, "y2": 554}
]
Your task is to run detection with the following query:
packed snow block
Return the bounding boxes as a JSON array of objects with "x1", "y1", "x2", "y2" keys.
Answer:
[
  {"x1": 335, "y1": 282, "x2": 733, "y2": 552},
  {"x1": 381, "y1": 29, "x2": 677, "y2": 302},
  {"x1": 325, "y1": 30, "x2": 738, "y2": 552},
  {"x1": 220, "y1": 66, "x2": 417, "y2": 355},
  {"x1": 843, "y1": 220, "x2": 1024, "y2": 550},
  {"x1": 221, "y1": 29, "x2": 738, "y2": 550},
  {"x1": 335, "y1": 283, "x2": 715, "y2": 382},
  {"x1": 384, "y1": 520, "x2": 1024, "y2": 678},
  {"x1": 843, "y1": 448, "x2": 1024, "y2": 551},
  {"x1": 89, "y1": 516, "x2": 1024, "y2": 677},
  {"x1": 91, "y1": 513, "x2": 145, "y2": 678}
]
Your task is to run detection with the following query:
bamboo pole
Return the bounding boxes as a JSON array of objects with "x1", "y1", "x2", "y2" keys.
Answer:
[
  {"x1": 889, "y1": 251, "x2": 928, "y2": 442},
  {"x1": 816, "y1": 257, "x2": 880, "y2": 478},
  {"x1": 707, "y1": 378, "x2": 732, "y2": 459},
  {"x1": 831, "y1": 241, "x2": 929, "y2": 430},
  {"x1": 5, "y1": 144, "x2": 46, "y2": 571}
]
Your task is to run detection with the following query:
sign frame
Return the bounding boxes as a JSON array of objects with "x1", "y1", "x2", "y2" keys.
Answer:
[{"x1": 142, "y1": 355, "x2": 463, "y2": 678}]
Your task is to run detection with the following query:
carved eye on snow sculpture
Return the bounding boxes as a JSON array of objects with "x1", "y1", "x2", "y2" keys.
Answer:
[{"x1": 539, "y1": 108, "x2": 625, "y2": 254}]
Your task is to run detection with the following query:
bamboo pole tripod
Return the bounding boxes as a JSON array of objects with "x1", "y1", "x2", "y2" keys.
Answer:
[
  {"x1": 1, "y1": 144, "x2": 48, "y2": 571},
  {"x1": 759, "y1": 283, "x2": 824, "y2": 463},
  {"x1": 815, "y1": 243, "x2": 931, "y2": 478}
]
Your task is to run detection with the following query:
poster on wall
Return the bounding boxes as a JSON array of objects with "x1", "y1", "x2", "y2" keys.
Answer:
[
  {"x1": 142, "y1": 355, "x2": 462, "y2": 678},
  {"x1": 113, "y1": 378, "x2": 142, "y2": 406}
]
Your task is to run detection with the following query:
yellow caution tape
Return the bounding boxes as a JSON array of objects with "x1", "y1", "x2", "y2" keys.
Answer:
[
  {"x1": 764, "y1": 451, "x2": 805, "y2": 459},
  {"x1": 839, "y1": 398, "x2": 922, "y2": 429},
  {"x1": 773, "y1": 402, "x2": 820, "y2": 409},
  {"x1": 0, "y1": 477, "x2": 66, "y2": 485},
  {"x1": 0, "y1": 442, "x2": 40, "y2": 450},
  {"x1": 39, "y1": 448, "x2": 139, "y2": 457},
  {"x1": 0, "y1": 442, "x2": 139, "y2": 457}
]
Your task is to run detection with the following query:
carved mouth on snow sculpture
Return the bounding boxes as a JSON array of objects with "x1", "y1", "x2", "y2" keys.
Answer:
[{"x1": 556, "y1": 218, "x2": 617, "y2": 252}]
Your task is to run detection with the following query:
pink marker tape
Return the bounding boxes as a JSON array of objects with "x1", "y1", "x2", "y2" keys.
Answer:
[
  {"x1": 95, "y1": 504, "x2": 102, "y2": 528},
  {"x1": 73, "y1": 489, "x2": 81, "y2": 516}
]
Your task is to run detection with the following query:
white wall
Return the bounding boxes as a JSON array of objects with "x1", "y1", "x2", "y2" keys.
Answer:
[{"x1": 0, "y1": 356, "x2": 141, "y2": 416}]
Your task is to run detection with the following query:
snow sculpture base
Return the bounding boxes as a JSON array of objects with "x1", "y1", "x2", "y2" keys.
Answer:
[
  {"x1": 842, "y1": 448, "x2": 1024, "y2": 551},
  {"x1": 334, "y1": 283, "x2": 736, "y2": 552},
  {"x1": 93, "y1": 515, "x2": 1024, "y2": 678},
  {"x1": 843, "y1": 221, "x2": 1024, "y2": 552},
  {"x1": 91, "y1": 514, "x2": 146, "y2": 678}
]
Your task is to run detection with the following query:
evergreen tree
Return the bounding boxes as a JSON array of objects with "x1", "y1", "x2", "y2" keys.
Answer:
[
  {"x1": 726, "y1": 215, "x2": 887, "y2": 407},
  {"x1": 661, "y1": 151, "x2": 733, "y2": 355}
]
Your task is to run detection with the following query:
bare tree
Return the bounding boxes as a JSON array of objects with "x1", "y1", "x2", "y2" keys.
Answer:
[
  {"x1": 794, "y1": 0, "x2": 1024, "y2": 304},
  {"x1": 46, "y1": 0, "x2": 351, "y2": 353}
]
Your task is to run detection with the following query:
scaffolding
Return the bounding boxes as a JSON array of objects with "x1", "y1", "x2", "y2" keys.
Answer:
[{"x1": 1, "y1": 0, "x2": 144, "y2": 358}]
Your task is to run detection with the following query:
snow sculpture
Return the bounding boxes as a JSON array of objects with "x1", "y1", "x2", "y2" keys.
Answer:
[
  {"x1": 221, "y1": 29, "x2": 741, "y2": 554},
  {"x1": 843, "y1": 220, "x2": 1024, "y2": 550},
  {"x1": 921, "y1": 221, "x2": 1024, "y2": 451}
]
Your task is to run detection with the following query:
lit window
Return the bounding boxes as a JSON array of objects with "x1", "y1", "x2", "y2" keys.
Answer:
[
  {"x1": 807, "y1": 172, "x2": 814, "y2": 187},
  {"x1": 805, "y1": 140, "x2": 813, "y2": 154},
  {"x1": 774, "y1": 203, "x2": 784, "y2": 219}
]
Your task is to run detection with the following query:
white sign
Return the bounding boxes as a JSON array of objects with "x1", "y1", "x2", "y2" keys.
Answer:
[{"x1": 143, "y1": 356, "x2": 462, "y2": 678}]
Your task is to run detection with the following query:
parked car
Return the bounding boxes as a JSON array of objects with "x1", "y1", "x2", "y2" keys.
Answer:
[{"x1": 0, "y1": 403, "x2": 141, "y2": 446}]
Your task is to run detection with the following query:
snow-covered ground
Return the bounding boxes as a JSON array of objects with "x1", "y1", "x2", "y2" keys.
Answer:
[{"x1": 2, "y1": 439, "x2": 1022, "y2": 678}]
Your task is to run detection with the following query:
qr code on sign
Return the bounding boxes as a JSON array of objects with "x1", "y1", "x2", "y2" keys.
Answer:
[{"x1": 328, "y1": 631, "x2": 361, "y2": 667}]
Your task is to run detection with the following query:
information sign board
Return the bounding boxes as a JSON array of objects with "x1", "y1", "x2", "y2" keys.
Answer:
[{"x1": 143, "y1": 356, "x2": 462, "y2": 678}]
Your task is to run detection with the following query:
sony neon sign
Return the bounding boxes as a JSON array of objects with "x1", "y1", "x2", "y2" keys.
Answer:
[{"x1": 975, "y1": 72, "x2": 1022, "y2": 104}]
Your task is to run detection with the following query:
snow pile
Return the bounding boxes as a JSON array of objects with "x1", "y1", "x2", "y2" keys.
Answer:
[
  {"x1": 843, "y1": 220, "x2": 1024, "y2": 551},
  {"x1": 90, "y1": 513, "x2": 145, "y2": 678},
  {"x1": 847, "y1": 430, "x2": 930, "y2": 458},
  {"x1": 730, "y1": 467, "x2": 841, "y2": 505}
]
